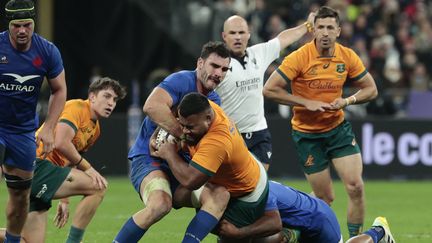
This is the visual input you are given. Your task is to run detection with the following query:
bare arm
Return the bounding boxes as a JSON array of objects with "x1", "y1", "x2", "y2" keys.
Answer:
[
  {"x1": 330, "y1": 72, "x2": 379, "y2": 109},
  {"x1": 263, "y1": 71, "x2": 331, "y2": 111},
  {"x1": 143, "y1": 87, "x2": 183, "y2": 138},
  {"x1": 37, "y1": 70, "x2": 67, "y2": 157},
  {"x1": 219, "y1": 210, "x2": 282, "y2": 239},
  {"x1": 55, "y1": 122, "x2": 107, "y2": 189},
  {"x1": 152, "y1": 141, "x2": 209, "y2": 190},
  {"x1": 277, "y1": 12, "x2": 315, "y2": 50}
]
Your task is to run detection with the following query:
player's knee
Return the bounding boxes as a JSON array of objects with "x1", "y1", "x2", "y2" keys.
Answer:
[
  {"x1": 346, "y1": 181, "x2": 364, "y2": 199},
  {"x1": 147, "y1": 192, "x2": 172, "y2": 217}
]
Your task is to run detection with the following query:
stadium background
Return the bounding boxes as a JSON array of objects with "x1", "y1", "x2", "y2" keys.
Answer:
[
  {"x1": 0, "y1": 0, "x2": 431, "y2": 242},
  {"x1": 1, "y1": 0, "x2": 427, "y2": 179}
]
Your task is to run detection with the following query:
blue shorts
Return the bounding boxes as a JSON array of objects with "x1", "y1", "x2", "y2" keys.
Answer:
[
  {"x1": 129, "y1": 154, "x2": 180, "y2": 199},
  {"x1": 299, "y1": 200, "x2": 341, "y2": 243},
  {"x1": 0, "y1": 130, "x2": 36, "y2": 172},
  {"x1": 241, "y1": 128, "x2": 272, "y2": 165}
]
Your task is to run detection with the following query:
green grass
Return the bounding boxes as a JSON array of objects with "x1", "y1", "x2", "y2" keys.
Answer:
[{"x1": 1, "y1": 177, "x2": 431, "y2": 242}]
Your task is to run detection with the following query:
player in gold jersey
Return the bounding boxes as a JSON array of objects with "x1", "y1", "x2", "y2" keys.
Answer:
[
  {"x1": 153, "y1": 92, "x2": 268, "y2": 242},
  {"x1": 263, "y1": 6, "x2": 378, "y2": 238},
  {"x1": 0, "y1": 77, "x2": 126, "y2": 243}
]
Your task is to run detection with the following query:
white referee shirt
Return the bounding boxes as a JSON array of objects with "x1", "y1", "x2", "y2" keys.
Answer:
[{"x1": 216, "y1": 38, "x2": 280, "y2": 133}]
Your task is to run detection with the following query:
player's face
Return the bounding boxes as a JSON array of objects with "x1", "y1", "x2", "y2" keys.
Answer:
[
  {"x1": 222, "y1": 17, "x2": 250, "y2": 57},
  {"x1": 313, "y1": 17, "x2": 340, "y2": 52},
  {"x1": 8, "y1": 20, "x2": 34, "y2": 49},
  {"x1": 89, "y1": 88, "x2": 119, "y2": 119},
  {"x1": 197, "y1": 53, "x2": 230, "y2": 91},
  {"x1": 178, "y1": 112, "x2": 211, "y2": 146}
]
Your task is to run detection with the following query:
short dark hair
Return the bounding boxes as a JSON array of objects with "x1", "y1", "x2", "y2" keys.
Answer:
[
  {"x1": 5, "y1": 0, "x2": 35, "y2": 22},
  {"x1": 315, "y1": 6, "x2": 340, "y2": 26},
  {"x1": 200, "y1": 41, "x2": 230, "y2": 60},
  {"x1": 178, "y1": 92, "x2": 210, "y2": 118},
  {"x1": 88, "y1": 77, "x2": 127, "y2": 100}
]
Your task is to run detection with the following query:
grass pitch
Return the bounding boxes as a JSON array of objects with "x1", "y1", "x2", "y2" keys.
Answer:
[{"x1": 1, "y1": 177, "x2": 431, "y2": 242}]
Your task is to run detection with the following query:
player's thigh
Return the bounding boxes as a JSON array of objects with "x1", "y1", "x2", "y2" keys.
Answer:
[
  {"x1": 292, "y1": 131, "x2": 329, "y2": 175},
  {"x1": 22, "y1": 210, "x2": 48, "y2": 243},
  {"x1": 304, "y1": 168, "x2": 334, "y2": 199},
  {"x1": 54, "y1": 168, "x2": 104, "y2": 198},
  {"x1": 1, "y1": 131, "x2": 36, "y2": 173},
  {"x1": 332, "y1": 153, "x2": 363, "y2": 185}
]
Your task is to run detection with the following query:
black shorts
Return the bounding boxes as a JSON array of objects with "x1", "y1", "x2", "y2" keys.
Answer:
[{"x1": 241, "y1": 128, "x2": 272, "y2": 165}]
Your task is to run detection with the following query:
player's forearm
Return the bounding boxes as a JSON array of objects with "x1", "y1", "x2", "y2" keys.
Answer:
[
  {"x1": 277, "y1": 24, "x2": 308, "y2": 50},
  {"x1": 45, "y1": 73, "x2": 67, "y2": 129},
  {"x1": 144, "y1": 104, "x2": 183, "y2": 138},
  {"x1": 55, "y1": 140, "x2": 82, "y2": 167},
  {"x1": 237, "y1": 214, "x2": 282, "y2": 238},
  {"x1": 165, "y1": 153, "x2": 202, "y2": 190},
  {"x1": 263, "y1": 86, "x2": 306, "y2": 107}
]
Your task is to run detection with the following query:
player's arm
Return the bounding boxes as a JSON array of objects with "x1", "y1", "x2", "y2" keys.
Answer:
[
  {"x1": 277, "y1": 12, "x2": 315, "y2": 49},
  {"x1": 37, "y1": 70, "x2": 67, "y2": 157},
  {"x1": 143, "y1": 87, "x2": 183, "y2": 138},
  {"x1": 54, "y1": 122, "x2": 107, "y2": 189},
  {"x1": 263, "y1": 70, "x2": 331, "y2": 111},
  {"x1": 219, "y1": 210, "x2": 282, "y2": 239},
  {"x1": 330, "y1": 72, "x2": 378, "y2": 109},
  {"x1": 152, "y1": 141, "x2": 209, "y2": 190}
]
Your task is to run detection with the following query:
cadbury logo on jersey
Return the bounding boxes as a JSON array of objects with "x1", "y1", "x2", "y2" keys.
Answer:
[{"x1": 0, "y1": 73, "x2": 39, "y2": 92}]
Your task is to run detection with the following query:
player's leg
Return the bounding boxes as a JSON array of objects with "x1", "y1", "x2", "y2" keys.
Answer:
[
  {"x1": 20, "y1": 210, "x2": 48, "y2": 243},
  {"x1": 173, "y1": 183, "x2": 230, "y2": 242},
  {"x1": 304, "y1": 168, "x2": 335, "y2": 205},
  {"x1": 114, "y1": 155, "x2": 172, "y2": 242},
  {"x1": 53, "y1": 167, "x2": 106, "y2": 243},
  {"x1": 329, "y1": 120, "x2": 365, "y2": 238},
  {"x1": 1, "y1": 132, "x2": 35, "y2": 243},
  {"x1": 292, "y1": 130, "x2": 335, "y2": 205},
  {"x1": 346, "y1": 217, "x2": 395, "y2": 243},
  {"x1": 333, "y1": 153, "x2": 365, "y2": 237}
]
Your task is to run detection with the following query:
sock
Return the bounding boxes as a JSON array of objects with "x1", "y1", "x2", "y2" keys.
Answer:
[
  {"x1": 113, "y1": 217, "x2": 147, "y2": 243},
  {"x1": 364, "y1": 226, "x2": 385, "y2": 243},
  {"x1": 4, "y1": 231, "x2": 21, "y2": 243},
  {"x1": 347, "y1": 223, "x2": 363, "y2": 238},
  {"x1": 282, "y1": 228, "x2": 301, "y2": 243},
  {"x1": 182, "y1": 210, "x2": 218, "y2": 243},
  {"x1": 66, "y1": 225, "x2": 85, "y2": 243}
]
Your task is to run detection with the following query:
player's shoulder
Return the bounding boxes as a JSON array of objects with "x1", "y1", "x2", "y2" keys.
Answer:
[
  {"x1": 335, "y1": 42, "x2": 357, "y2": 57},
  {"x1": 65, "y1": 99, "x2": 88, "y2": 111}
]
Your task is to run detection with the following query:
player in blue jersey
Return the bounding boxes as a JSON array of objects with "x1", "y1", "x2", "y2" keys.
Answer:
[
  {"x1": 219, "y1": 181, "x2": 395, "y2": 243},
  {"x1": 0, "y1": 0, "x2": 67, "y2": 242},
  {"x1": 114, "y1": 41, "x2": 231, "y2": 242}
]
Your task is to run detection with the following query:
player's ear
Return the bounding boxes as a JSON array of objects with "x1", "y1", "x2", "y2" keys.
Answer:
[{"x1": 88, "y1": 92, "x2": 96, "y2": 102}]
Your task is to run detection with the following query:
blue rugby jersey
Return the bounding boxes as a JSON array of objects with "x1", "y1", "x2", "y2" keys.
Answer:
[
  {"x1": 0, "y1": 31, "x2": 63, "y2": 133},
  {"x1": 128, "y1": 70, "x2": 221, "y2": 159},
  {"x1": 266, "y1": 181, "x2": 341, "y2": 235}
]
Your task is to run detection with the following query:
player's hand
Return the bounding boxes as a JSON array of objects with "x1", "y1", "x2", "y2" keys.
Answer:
[
  {"x1": 304, "y1": 100, "x2": 332, "y2": 112},
  {"x1": 307, "y1": 12, "x2": 317, "y2": 27},
  {"x1": 329, "y1": 97, "x2": 348, "y2": 110},
  {"x1": 53, "y1": 200, "x2": 69, "y2": 228},
  {"x1": 85, "y1": 167, "x2": 108, "y2": 190},
  {"x1": 218, "y1": 219, "x2": 244, "y2": 239},
  {"x1": 151, "y1": 139, "x2": 177, "y2": 160},
  {"x1": 36, "y1": 126, "x2": 55, "y2": 158}
]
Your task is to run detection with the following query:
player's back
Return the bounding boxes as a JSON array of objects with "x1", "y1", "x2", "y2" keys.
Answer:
[
  {"x1": 189, "y1": 101, "x2": 262, "y2": 197},
  {"x1": 268, "y1": 181, "x2": 340, "y2": 234},
  {"x1": 36, "y1": 99, "x2": 100, "y2": 166}
]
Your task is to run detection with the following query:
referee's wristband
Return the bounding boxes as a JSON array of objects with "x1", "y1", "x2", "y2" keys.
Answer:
[{"x1": 304, "y1": 21, "x2": 313, "y2": 32}]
